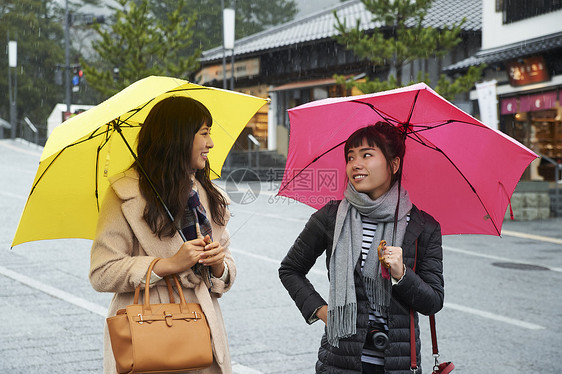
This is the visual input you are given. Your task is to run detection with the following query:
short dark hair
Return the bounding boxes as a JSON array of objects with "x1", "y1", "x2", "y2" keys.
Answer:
[{"x1": 344, "y1": 122, "x2": 405, "y2": 186}]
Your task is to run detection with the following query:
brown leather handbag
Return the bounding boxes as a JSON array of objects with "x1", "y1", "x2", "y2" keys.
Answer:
[{"x1": 106, "y1": 259, "x2": 213, "y2": 373}]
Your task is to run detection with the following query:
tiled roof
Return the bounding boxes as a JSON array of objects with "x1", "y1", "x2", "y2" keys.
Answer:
[
  {"x1": 201, "y1": 0, "x2": 481, "y2": 62},
  {"x1": 444, "y1": 31, "x2": 562, "y2": 72}
]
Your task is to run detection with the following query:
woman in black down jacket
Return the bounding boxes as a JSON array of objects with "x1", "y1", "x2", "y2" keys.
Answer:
[{"x1": 279, "y1": 122, "x2": 444, "y2": 374}]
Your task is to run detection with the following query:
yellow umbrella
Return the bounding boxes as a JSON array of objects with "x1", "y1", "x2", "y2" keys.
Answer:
[{"x1": 12, "y1": 76, "x2": 268, "y2": 247}]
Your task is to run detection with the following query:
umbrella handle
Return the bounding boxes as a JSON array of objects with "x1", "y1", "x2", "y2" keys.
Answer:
[{"x1": 377, "y1": 240, "x2": 390, "y2": 269}]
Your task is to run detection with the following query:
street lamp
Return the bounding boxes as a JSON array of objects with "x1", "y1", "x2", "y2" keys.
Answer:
[
  {"x1": 65, "y1": 0, "x2": 71, "y2": 114},
  {"x1": 222, "y1": 1, "x2": 235, "y2": 90},
  {"x1": 8, "y1": 40, "x2": 17, "y2": 140}
]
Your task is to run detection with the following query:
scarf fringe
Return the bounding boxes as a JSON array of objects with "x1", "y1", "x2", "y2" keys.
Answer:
[
  {"x1": 363, "y1": 275, "x2": 391, "y2": 315},
  {"x1": 327, "y1": 303, "x2": 357, "y2": 347}
]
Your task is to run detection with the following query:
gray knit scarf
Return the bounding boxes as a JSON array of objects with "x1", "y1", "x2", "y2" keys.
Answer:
[{"x1": 327, "y1": 182, "x2": 412, "y2": 347}]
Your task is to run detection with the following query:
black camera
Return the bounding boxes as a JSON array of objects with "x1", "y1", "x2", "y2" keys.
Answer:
[{"x1": 365, "y1": 321, "x2": 389, "y2": 351}]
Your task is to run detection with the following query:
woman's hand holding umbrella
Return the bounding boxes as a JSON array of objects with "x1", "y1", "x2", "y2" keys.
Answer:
[
  {"x1": 153, "y1": 238, "x2": 208, "y2": 276},
  {"x1": 384, "y1": 245, "x2": 405, "y2": 280},
  {"x1": 379, "y1": 240, "x2": 404, "y2": 280},
  {"x1": 200, "y1": 237, "x2": 227, "y2": 278}
]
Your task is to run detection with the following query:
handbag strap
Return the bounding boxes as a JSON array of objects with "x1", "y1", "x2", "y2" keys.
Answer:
[
  {"x1": 134, "y1": 258, "x2": 160, "y2": 304},
  {"x1": 409, "y1": 240, "x2": 441, "y2": 373},
  {"x1": 133, "y1": 258, "x2": 191, "y2": 314}
]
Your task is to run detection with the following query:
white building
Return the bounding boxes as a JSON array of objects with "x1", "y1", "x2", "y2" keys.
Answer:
[{"x1": 445, "y1": 1, "x2": 562, "y2": 181}]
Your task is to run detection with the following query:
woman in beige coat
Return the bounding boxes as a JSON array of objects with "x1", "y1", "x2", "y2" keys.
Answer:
[{"x1": 90, "y1": 97, "x2": 236, "y2": 374}]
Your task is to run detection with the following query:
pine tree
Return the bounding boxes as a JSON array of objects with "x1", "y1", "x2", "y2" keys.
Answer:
[
  {"x1": 334, "y1": 0, "x2": 484, "y2": 100},
  {"x1": 0, "y1": 0, "x2": 65, "y2": 127},
  {"x1": 82, "y1": 0, "x2": 201, "y2": 97}
]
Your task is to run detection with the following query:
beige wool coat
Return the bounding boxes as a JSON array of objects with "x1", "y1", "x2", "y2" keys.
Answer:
[{"x1": 90, "y1": 169, "x2": 236, "y2": 374}]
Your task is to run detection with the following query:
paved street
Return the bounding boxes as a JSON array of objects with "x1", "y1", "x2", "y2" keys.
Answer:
[{"x1": 1, "y1": 138, "x2": 562, "y2": 373}]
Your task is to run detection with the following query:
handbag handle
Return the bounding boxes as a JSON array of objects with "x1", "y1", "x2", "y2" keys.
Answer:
[
  {"x1": 409, "y1": 240, "x2": 441, "y2": 373},
  {"x1": 133, "y1": 258, "x2": 192, "y2": 315}
]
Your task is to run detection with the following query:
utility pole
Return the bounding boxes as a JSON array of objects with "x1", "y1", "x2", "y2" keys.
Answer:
[
  {"x1": 221, "y1": 0, "x2": 227, "y2": 89},
  {"x1": 65, "y1": 0, "x2": 71, "y2": 115},
  {"x1": 230, "y1": 0, "x2": 236, "y2": 91},
  {"x1": 8, "y1": 38, "x2": 17, "y2": 139},
  {"x1": 223, "y1": 2, "x2": 235, "y2": 90}
]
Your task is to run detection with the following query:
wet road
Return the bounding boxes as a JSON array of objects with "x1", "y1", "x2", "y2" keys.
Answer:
[{"x1": 1, "y1": 139, "x2": 561, "y2": 373}]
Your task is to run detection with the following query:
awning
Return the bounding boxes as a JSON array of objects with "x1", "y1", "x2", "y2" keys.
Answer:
[
  {"x1": 444, "y1": 31, "x2": 562, "y2": 72},
  {"x1": 519, "y1": 91, "x2": 558, "y2": 112},
  {"x1": 500, "y1": 90, "x2": 559, "y2": 115},
  {"x1": 500, "y1": 97, "x2": 518, "y2": 115}
]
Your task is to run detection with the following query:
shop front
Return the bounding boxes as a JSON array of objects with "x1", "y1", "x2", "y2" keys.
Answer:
[{"x1": 498, "y1": 56, "x2": 561, "y2": 181}]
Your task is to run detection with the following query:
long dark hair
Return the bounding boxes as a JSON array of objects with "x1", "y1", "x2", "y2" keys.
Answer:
[
  {"x1": 344, "y1": 121, "x2": 406, "y2": 186},
  {"x1": 135, "y1": 96, "x2": 228, "y2": 238}
]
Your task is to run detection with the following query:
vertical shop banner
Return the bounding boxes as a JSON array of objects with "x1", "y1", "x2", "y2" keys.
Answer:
[{"x1": 476, "y1": 80, "x2": 498, "y2": 130}]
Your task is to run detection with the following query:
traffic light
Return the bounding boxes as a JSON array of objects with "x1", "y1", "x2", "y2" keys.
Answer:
[{"x1": 72, "y1": 65, "x2": 83, "y2": 86}]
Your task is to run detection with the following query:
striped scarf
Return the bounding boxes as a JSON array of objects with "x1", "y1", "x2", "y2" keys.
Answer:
[{"x1": 181, "y1": 184, "x2": 213, "y2": 241}]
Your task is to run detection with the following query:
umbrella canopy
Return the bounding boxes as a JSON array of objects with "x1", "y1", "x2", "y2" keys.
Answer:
[
  {"x1": 13, "y1": 76, "x2": 268, "y2": 246},
  {"x1": 278, "y1": 83, "x2": 537, "y2": 236}
]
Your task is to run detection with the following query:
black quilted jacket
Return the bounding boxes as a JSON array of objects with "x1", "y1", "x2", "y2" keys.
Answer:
[{"x1": 279, "y1": 200, "x2": 444, "y2": 374}]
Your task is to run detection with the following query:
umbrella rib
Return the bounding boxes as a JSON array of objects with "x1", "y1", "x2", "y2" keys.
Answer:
[
  {"x1": 409, "y1": 119, "x2": 486, "y2": 133},
  {"x1": 277, "y1": 139, "x2": 346, "y2": 195},
  {"x1": 95, "y1": 130, "x2": 113, "y2": 211},
  {"x1": 29, "y1": 127, "x2": 113, "y2": 196},
  {"x1": 404, "y1": 90, "x2": 420, "y2": 130},
  {"x1": 405, "y1": 134, "x2": 501, "y2": 235},
  {"x1": 350, "y1": 100, "x2": 401, "y2": 125},
  {"x1": 29, "y1": 151, "x2": 65, "y2": 196}
]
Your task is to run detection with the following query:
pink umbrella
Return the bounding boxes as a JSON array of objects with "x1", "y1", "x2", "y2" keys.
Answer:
[{"x1": 277, "y1": 83, "x2": 537, "y2": 236}]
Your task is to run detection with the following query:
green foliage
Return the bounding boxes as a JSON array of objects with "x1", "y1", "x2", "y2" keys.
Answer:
[
  {"x1": 148, "y1": 0, "x2": 298, "y2": 52},
  {"x1": 0, "y1": 0, "x2": 65, "y2": 126},
  {"x1": 334, "y1": 0, "x2": 482, "y2": 100},
  {"x1": 82, "y1": 0, "x2": 201, "y2": 98},
  {"x1": 435, "y1": 65, "x2": 486, "y2": 101}
]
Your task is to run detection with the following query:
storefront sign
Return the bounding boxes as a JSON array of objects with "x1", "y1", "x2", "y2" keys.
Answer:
[
  {"x1": 506, "y1": 56, "x2": 549, "y2": 87},
  {"x1": 519, "y1": 91, "x2": 557, "y2": 112},
  {"x1": 196, "y1": 58, "x2": 260, "y2": 84},
  {"x1": 500, "y1": 97, "x2": 518, "y2": 115}
]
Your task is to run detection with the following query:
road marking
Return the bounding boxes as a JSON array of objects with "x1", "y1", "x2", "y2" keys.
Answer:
[
  {"x1": 0, "y1": 140, "x2": 42, "y2": 157},
  {"x1": 0, "y1": 190, "x2": 27, "y2": 200},
  {"x1": 444, "y1": 302, "x2": 545, "y2": 330},
  {"x1": 230, "y1": 247, "x2": 325, "y2": 276},
  {"x1": 443, "y1": 245, "x2": 562, "y2": 272},
  {"x1": 501, "y1": 229, "x2": 562, "y2": 245},
  {"x1": 0, "y1": 264, "x2": 265, "y2": 374},
  {"x1": 0, "y1": 265, "x2": 108, "y2": 317},
  {"x1": 232, "y1": 362, "x2": 263, "y2": 374},
  {"x1": 231, "y1": 208, "x2": 308, "y2": 223}
]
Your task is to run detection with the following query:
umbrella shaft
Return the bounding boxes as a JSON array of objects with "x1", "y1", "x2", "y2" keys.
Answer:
[{"x1": 113, "y1": 122, "x2": 187, "y2": 242}]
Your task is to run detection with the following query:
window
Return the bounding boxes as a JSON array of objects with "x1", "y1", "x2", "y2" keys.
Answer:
[
  {"x1": 496, "y1": 0, "x2": 503, "y2": 12},
  {"x1": 503, "y1": 0, "x2": 562, "y2": 24}
]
